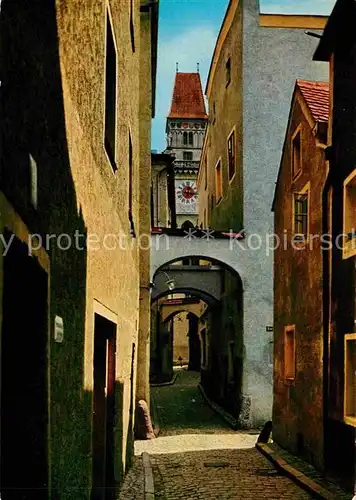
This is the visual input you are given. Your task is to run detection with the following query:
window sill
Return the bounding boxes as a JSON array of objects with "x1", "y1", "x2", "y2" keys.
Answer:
[
  {"x1": 342, "y1": 240, "x2": 356, "y2": 260},
  {"x1": 344, "y1": 416, "x2": 356, "y2": 428}
]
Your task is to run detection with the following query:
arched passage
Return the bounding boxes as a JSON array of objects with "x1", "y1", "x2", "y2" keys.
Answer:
[{"x1": 150, "y1": 256, "x2": 245, "y2": 423}]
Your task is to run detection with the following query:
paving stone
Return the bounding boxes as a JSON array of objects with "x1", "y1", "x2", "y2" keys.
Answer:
[{"x1": 119, "y1": 370, "x2": 315, "y2": 499}]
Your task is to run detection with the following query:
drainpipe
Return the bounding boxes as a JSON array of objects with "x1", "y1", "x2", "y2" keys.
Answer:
[{"x1": 321, "y1": 142, "x2": 333, "y2": 474}]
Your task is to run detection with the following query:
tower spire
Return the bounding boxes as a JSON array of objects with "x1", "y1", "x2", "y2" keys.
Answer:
[
  {"x1": 197, "y1": 62, "x2": 200, "y2": 73},
  {"x1": 176, "y1": 62, "x2": 179, "y2": 72}
]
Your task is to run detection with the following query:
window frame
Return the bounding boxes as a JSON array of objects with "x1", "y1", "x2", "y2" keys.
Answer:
[
  {"x1": 344, "y1": 333, "x2": 356, "y2": 427},
  {"x1": 284, "y1": 325, "x2": 296, "y2": 382},
  {"x1": 104, "y1": 5, "x2": 118, "y2": 172},
  {"x1": 293, "y1": 182, "x2": 310, "y2": 241},
  {"x1": 343, "y1": 169, "x2": 356, "y2": 259},
  {"x1": 227, "y1": 127, "x2": 236, "y2": 182},
  {"x1": 291, "y1": 125, "x2": 302, "y2": 181},
  {"x1": 215, "y1": 158, "x2": 223, "y2": 203}
]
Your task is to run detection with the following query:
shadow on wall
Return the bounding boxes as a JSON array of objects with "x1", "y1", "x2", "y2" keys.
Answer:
[
  {"x1": 0, "y1": 1, "x2": 127, "y2": 498},
  {"x1": 0, "y1": 0, "x2": 92, "y2": 497}
]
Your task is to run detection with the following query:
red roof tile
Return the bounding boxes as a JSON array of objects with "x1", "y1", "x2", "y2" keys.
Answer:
[
  {"x1": 168, "y1": 72, "x2": 208, "y2": 120},
  {"x1": 296, "y1": 79, "x2": 329, "y2": 123}
]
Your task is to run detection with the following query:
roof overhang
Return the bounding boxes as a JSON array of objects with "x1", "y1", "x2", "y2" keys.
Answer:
[
  {"x1": 205, "y1": 0, "x2": 238, "y2": 98},
  {"x1": 260, "y1": 14, "x2": 327, "y2": 30},
  {"x1": 206, "y1": 1, "x2": 328, "y2": 98},
  {"x1": 271, "y1": 82, "x2": 328, "y2": 212},
  {"x1": 314, "y1": 0, "x2": 356, "y2": 62}
]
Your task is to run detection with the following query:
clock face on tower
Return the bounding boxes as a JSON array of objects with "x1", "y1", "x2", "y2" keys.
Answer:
[
  {"x1": 175, "y1": 179, "x2": 198, "y2": 215},
  {"x1": 176, "y1": 180, "x2": 197, "y2": 204}
]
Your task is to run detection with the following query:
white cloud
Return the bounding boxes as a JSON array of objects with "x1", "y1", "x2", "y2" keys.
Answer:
[
  {"x1": 152, "y1": 26, "x2": 217, "y2": 151},
  {"x1": 260, "y1": 0, "x2": 336, "y2": 15}
]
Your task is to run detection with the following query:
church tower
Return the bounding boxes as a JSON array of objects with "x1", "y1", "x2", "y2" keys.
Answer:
[{"x1": 165, "y1": 71, "x2": 208, "y2": 228}]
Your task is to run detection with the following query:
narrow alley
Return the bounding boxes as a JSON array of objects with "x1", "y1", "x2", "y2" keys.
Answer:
[{"x1": 119, "y1": 370, "x2": 313, "y2": 500}]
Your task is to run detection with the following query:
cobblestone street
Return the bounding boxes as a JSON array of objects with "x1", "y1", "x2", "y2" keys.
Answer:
[{"x1": 118, "y1": 370, "x2": 313, "y2": 499}]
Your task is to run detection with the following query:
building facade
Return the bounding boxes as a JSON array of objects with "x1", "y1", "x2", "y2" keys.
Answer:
[
  {"x1": 0, "y1": 0, "x2": 158, "y2": 498},
  {"x1": 165, "y1": 72, "x2": 208, "y2": 228},
  {"x1": 197, "y1": 0, "x2": 329, "y2": 426},
  {"x1": 313, "y1": 0, "x2": 356, "y2": 490},
  {"x1": 272, "y1": 80, "x2": 329, "y2": 473}
]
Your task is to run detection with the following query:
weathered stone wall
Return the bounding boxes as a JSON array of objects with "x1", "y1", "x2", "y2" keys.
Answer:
[
  {"x1": 0, "y1": 0, "x2": 151, "y2": 497},
  {"x1": 206, "y1": 1, "x2": 243, "y2": 233}
]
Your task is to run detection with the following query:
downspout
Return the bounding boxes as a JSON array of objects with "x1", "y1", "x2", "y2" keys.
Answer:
[{"x1": 321, "y1": 142, "x2": 333, "y2": 473}]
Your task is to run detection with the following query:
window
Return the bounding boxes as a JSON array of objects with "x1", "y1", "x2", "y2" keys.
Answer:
[
  {"x1": 343, "y1": 169, "x2": 356, "y2": 259},
  {"x1": 105, "y1": 10, "x2": 117, "y2": 171},
  {"x1": 183, "y1": 131, "x2": 188, "y2": 145},
  {"x1": 212, "y1": 101, "x2": 216, "y2": 124},
  {"x1": 227, "y1": 129, "x2": 236, "y2": 181},
  {"x1": 183, "y1": 151, "x2": 193, "y2": 161},
  {"x1": 293, "y1": 183, "x2": 309, "y2": 239},
  {"x1": 344, "y1": 334, "x2": 356, "y2": 426},
  {"x1": 130, "y1": 0, "x2": 135, "y2": 52},
  {"x1": 284, "y1": 325, "x2": 296, "y2": 380},
  {"x1": 188, "y1": 132, "x2": 193, "y2": 146},
  {"x1": 128, "y1": 132, "x2": 135, "y2": 236},
  {"x1": 215, "y1": 159, "x2": 222, "y2": 202},
  {"x1": 292, "y1": 126, "x2": 302, "y2": 179},
  {"x1": 226, "y1": 57, "x2": 231, "y2": 87}
]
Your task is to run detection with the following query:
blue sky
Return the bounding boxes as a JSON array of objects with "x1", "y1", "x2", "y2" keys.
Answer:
[{"x1": 152, "y1": 0, "x2": 336, "y2": 151}]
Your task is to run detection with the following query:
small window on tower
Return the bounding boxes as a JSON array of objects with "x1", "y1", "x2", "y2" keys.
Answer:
[
  {"x1": 183, "y1": 151, "x2": 193, "y2": 161},
  {"x1": 183, "y1": 131, "x2": 188, "y2": 145},
  {"x1": 188, "y1": 132, "x2": 193, "y2": 146}
]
